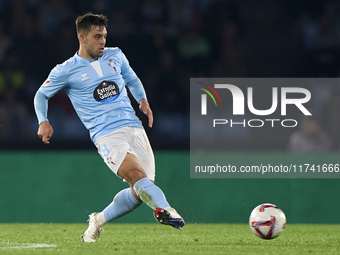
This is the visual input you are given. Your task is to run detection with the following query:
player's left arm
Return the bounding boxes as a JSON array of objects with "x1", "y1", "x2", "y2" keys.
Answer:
[
  {"x1": 127, "y1": 78, "x2": 153, "y2": 128},
  {"x1": 139, "y1": 98, "x2": 153, "y2": 128},
  {"x1": 120, "y1": 49, "x2": 153, "y2": 128}
]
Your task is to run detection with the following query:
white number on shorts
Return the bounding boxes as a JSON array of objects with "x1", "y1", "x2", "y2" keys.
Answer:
[{"x1": 101, "y1": 144, "x2": 110, "y2": 157}]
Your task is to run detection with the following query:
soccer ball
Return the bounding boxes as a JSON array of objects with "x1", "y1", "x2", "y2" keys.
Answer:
[{"x1": 249, "y1": 203, "x2": 286, "y2": 239}]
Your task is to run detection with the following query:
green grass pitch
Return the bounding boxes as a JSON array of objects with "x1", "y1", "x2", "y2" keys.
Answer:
[{"x1": 0, "y1": 224, "x2": 340, "y2": 254}]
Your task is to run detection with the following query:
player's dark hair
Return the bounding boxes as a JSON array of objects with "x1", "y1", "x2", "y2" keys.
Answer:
[{"x1": 76, "y1": 13, "x2": 108, "y2": 35}]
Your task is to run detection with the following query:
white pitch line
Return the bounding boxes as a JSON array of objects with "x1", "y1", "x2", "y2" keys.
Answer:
[{"x1": 0, "y1": 243, "x2": 57, "y2": 249}]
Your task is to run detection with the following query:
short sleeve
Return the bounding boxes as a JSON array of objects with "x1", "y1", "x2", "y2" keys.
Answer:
[{"x1": 38, "y1": 63, "x2": 68, "y2": 99}]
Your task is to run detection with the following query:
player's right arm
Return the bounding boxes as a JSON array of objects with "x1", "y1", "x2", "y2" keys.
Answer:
[
  {"x1": 34, "y1": 64, "x2": 68, "y2": 144},
  {"x1": 37, "y1": 120, "x2": 53, "y2": 144}
]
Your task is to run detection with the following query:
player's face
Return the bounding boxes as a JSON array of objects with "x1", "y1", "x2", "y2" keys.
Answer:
[{"x1": 83, "y1": 26, "x2": 107, "y2": 58}]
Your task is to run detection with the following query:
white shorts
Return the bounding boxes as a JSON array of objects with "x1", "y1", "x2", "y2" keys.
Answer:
[{"x1": 96, "y1": 126, "x2": 155, "y2": 181}]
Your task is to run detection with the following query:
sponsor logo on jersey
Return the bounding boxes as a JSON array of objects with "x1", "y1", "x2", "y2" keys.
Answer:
[{"x1": 93, "y1": 81, "x2": 120, "y2": 103}]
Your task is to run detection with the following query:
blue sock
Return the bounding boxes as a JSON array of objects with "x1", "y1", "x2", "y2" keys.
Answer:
[
  {"x1": 133, "y1": 177, "x2": 170, "y2": 210},
  {"x1": 103, "y1": 188, "x2": 141, "y2": 222}
]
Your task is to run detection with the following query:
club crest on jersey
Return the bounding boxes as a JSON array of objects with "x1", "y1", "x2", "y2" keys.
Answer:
[
  {"x1": 93, "y1": 81, "x2": 120, "y2": 103},
  {"x1": 108, "y1": 59, "x2": 117, "y2": 73}
]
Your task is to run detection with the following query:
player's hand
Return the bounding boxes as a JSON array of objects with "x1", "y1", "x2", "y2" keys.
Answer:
[
  {"x1": 139, "y1": 99, "x2": 153, "y2": 128},
  {"x1": 37, "y1": 121, "x2": 54, "y2": 144}
]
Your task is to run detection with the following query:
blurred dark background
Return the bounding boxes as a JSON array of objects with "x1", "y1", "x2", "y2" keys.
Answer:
[{"x1": 1, "y1": 0, "x2": 340, "y2": 151}]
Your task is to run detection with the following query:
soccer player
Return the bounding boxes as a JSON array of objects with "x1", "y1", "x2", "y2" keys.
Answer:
[{"x1": 34, "y1": 13, "x2": 185, "y2": 242}]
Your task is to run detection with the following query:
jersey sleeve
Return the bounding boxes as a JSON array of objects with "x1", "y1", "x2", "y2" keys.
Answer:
[
  {"x1": 34, "y1": 64, "x2": 68, "y2": 124},
  {"x1": 120, "y1": 49, "x2": 138, "y2": 83},
  {"x1": 119, "y1": 49, "x2": 147, "y2": 103},
  {"x1": 126, "y1": 77, "x2": 147, "y2": 103},
  {"x1": 38, "y1": 64, "x2": 68, "y2": 98}
]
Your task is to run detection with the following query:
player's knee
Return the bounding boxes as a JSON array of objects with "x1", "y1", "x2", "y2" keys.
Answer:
[{"x1": 123, "y1": 169, "x2": 147, "y2": 185}]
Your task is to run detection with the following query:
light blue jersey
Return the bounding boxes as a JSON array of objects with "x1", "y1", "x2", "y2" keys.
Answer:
[{"x1": 34, "y1": 47, "x2": 147, "y2": 145}]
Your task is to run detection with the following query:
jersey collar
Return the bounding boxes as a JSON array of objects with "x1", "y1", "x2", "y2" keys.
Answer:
[{"x1": 74, "y1": 51, "x2": 102, "y2": 64}]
